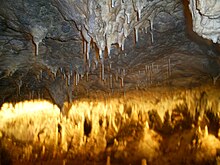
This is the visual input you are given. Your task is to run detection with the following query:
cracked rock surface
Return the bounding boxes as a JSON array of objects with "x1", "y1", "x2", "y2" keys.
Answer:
[{"x1": 0, "y1": 0, "x2": 220, "y2": 107}]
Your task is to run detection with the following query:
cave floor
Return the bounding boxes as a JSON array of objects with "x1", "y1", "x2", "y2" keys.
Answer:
[{"x1": 1, "y1": 83, "x2": 220, "y2": 165}]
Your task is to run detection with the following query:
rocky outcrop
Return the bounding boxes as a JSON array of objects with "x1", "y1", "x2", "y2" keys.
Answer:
[{"x1": 189, "y1": 0, "x2": 220, "y2": 43}]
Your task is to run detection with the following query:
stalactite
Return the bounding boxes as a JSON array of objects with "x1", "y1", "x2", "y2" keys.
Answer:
[
  {"x1": 137, "y1": 8, "x2": 141, "y2": 20},
  {"x1": 70, "y1": 65, "x2": 73, "y2": 77},
  {"x1": 111, "y1": 0, "x2": 115, "y2": 8},
  {"x1": 149, "y1": 18, "x2": 154, "y2": 43},
  {"x1": 121, "y1": 77, "x2": 124, "y2": 87},
  {"x1": 168, "y1": 58, "x2": 171, "y2": 77},
  {"x1": 107, "y1": 45, "x2": 111, "y2": 58},
  {"x1": 40, "y1": 70, "x2": 43, "y2": 80},
  {"x1": 67, "y1": 74, "x2": 71, "y2": 86},
  {"x1": 109, "y1": 74, "x2": 113, "y2": 89},
  {"x1": 35, "y1": 42, "x2": 39, "y2": 56},
  {"x1": 82, "y1": 26, "x2": 91, "y2": 66},
  {"x1": 101, "y1": 58, "x2": 105, "y2": 80},
  {"x1": 126, "y1": 13, "x2": 131, "y2": 24},
  {"x1": 121, "y1": 38, "x2": 125, "y2": 51},
  {"x1": 86, "y1": 72, "x2": 89, "y2": 82},
  {"x1": 38, "y1": 90, "x2": 41, "y2": 100},
  {"x1": 150, "y1": 31, "x2": 154, "y2": 44},
  {"x1": 213, "y1": 73, "x2": 220, "y2": 85},
  {"x1": 135, "y1": 26, "x2": 139, "y2": 43},
  {"x1": 99, "y1": 49, "x2": 103, "y2": 59},
  {"x1": 75, "y1": 72, "x2": 78, "y2": 86},
  {"x1": 31, "y1": 90, "x2": 34, "y2": 100},
  {"x1": 116, "y1": 69, "x2": 119, "y2": 82},
  {"x1": 18, "y1": 79, "x2": 22, "y2": 96},
  {"x1": 87, "y1": 42, "x2": 91, "y2": 66},
  {"x1": 83, "y1": 40, "x2": 86, "y2": 54},
  {"x1": 31, "y1": 25, "x2": 47, "y2": 56}
]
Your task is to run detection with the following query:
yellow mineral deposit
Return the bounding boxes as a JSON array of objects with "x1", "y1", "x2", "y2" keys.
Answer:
[
  {"x1": 106, "y1": 155, "x2": 111, "y2": 165},
  {"x1": 141, "y1": 158, "x2": 147, "y2": 165},
  {"x1": 0, "y1": 87, "x2": 220, "y2": 164}
]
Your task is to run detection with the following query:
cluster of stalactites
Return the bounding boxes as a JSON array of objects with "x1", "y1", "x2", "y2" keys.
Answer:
[{"x1": 79, "y1": 0, "x2": 165, "y2": 67}]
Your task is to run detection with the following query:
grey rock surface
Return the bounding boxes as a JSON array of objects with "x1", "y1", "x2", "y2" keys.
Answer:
[{"x1": 0, "y1": 0, "x2": 219, "y2": 108}]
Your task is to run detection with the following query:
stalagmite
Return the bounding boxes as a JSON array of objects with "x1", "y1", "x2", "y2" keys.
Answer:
[
  {"x1": 106, "y1": 156, "x2": 111, "y2": 165},
  {"x1": 41, "y1": 145, "x2": 45, "y2": 157},
  {"x1": 198, "y1": 126, "x2": 202, "y2": 134},
  {"x1": 145, "y1": 121, "x2": 149, "y2": 129},
  {"x1": 204, "y1": 125, "x2": 208, "y2": 137},
  {"x1": 141, "y1": 159, "x2": 147, "y2": 165}
]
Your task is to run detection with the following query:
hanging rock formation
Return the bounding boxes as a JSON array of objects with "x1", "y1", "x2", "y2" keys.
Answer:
[{"x1": 189, "y1": 0, "x2": 220, "y2": 43}]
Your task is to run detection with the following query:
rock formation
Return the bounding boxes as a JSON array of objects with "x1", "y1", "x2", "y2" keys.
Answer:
[{"x1": 189, "y1": 0, "x2": 220, "y2": 43}]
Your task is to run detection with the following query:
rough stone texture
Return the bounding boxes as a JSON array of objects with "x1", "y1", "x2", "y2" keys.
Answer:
[
  {"x1": 0, "y1": 0, "x2": 220, "y2": 108},
  {"x1": 189, "y1": 0, "x2": 220, "y2": 43}
]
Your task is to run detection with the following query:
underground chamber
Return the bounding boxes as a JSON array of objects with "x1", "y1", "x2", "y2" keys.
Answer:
[{"x1": 0, "y1": 0, "x2": 220, "y2": 164}]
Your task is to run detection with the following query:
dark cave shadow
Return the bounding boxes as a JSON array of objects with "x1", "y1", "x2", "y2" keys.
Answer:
[{"x1": 0, "y1": 141, "x2": 12, "y2": 165}]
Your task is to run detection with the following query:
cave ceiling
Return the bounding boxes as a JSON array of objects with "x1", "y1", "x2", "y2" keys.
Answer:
[{"x1": 0, "y1": 0, "x2": 220, "y2": 108}]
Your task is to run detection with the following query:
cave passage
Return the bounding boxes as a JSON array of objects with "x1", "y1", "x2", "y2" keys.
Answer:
[{"x1": 0, "y1": 0, "x2": 220, "y2": 164}]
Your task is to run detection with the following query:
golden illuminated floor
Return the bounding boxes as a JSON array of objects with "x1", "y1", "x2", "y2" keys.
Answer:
[{"x1": 0, "y1": 84, "x2": 220, "y2": 165}]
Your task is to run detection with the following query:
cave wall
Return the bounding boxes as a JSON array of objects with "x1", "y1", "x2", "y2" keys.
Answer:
[{"x1": 0, "y1": 0, "x2": 219, "y2": 107}]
